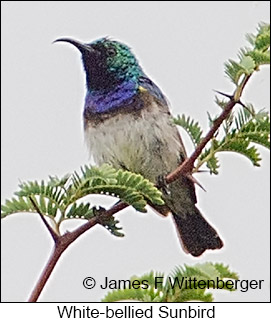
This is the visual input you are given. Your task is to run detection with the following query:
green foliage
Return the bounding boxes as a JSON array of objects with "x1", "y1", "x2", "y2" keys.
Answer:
[
  {"x1": 174, "y1": 114, "x2": 203, "y2": 147},
  {"x1": 1, "y1": 196, "x2": 37, "y2": 218},
  {"x1": 102, "y1": 262, "x2": 239, "y2": 302},
  {"x1": 65, "y1": 202, "x2": 94, "y2": 219},
  {"x1": 225, "y1": 22, "x2": 270, "y2": 85},
  {"x1": 175, "y1": 108, "x2": 270, "y2": 175},
  {"x1": 98, "y1": 213, "x2": 124, "y2": 238},
  {"x1": 246, "y1": 23, "x2": 270, "y2": 51},
  {"x1": 1, "y1": 164, "x2": 164, "y2": 236},
  {"x1": 198, "y1": 108, "x2": 269, "y2": 174},
  {"x1": 175, "y1": 23, "x2": 270, "y2": 175}
]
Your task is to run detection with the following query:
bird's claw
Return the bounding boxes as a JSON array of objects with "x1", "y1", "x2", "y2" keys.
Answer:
[
  {"x1": 92, "y1": 206, "x2": 106, "y2": 218},
  {"x1": 157, "y1": 174, "x2": 170, "y2": 195}
]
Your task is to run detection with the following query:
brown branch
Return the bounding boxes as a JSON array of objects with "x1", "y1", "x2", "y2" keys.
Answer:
[
  {"x1": 28, "y1": 243, "x2": 64, "y2": 302},
  {"x1": 166, "y1": 100, "x2": 236, "y2": 182},
  {"x1": 27, "y1": 204, "x2": 127, "y2": 302},
  {"x1": 60, "y1": 202, "x2": 128, "y2": 243},
  {"x1": 28, "y1": 75, "x2": 252, "y2": 302},
  {"x1": 166, "y1": 75, "x2": 251, "y2": 183}
]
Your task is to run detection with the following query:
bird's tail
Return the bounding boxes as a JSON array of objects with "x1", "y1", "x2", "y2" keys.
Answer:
[{"x1": 172, "y1": 207, "x2": 223, "y2": 257}]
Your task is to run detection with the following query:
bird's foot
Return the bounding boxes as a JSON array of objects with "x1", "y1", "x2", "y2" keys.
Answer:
[
  {"x1": 156, "y1": 174, "x2": 170, "y2": 195},
  {"x1": 92, "y1": 206, "x2": 106, "y2": 220}
]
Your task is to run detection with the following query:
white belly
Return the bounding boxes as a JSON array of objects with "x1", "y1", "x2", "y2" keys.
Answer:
[{"x1": 84, "y1": 102, "x2": 182, "y2": 182}]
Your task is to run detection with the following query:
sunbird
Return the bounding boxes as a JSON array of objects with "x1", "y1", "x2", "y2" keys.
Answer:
[{"x1": 55, "y1": 37, "x2": 223, "y2": 256}]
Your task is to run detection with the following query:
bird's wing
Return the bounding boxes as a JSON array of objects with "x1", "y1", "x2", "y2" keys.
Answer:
[
  {"x1": 138, "y1": 75, "x2": 187, "y2": 162},
  {"x1": 138, "y1": 76, "x2": 168, "y2": 106}
]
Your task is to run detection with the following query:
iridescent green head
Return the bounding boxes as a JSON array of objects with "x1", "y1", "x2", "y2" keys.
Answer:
[{"x1": 54, "y1": 37, "x2": 143, "y2": 92}]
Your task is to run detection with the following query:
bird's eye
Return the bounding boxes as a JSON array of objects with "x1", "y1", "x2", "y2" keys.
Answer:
[{"x1": 107, "y1": 47, "x2": 116, "y2": 56}]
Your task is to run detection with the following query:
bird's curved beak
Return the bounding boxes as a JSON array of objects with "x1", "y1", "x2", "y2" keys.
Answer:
[{"x1": 53, "y1": 38, "x2": 96, "y2": 54}]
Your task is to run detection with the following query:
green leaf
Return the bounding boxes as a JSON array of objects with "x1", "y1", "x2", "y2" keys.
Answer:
[
  {"x1": 102, "y1": 263, "x2": 239, "y2": 302},
  {"x1": 247, "y1": 50, "x2": 270, "y2": 66},
  {"x1": 254, "y1": 23, "x2": 270, "y2": 51},
  {"x1": 215, "y1": 96, "x2": 229, "y2": 110},
  {"x1": 2, "y1": 165, "x2": 164, "y2": 227},
  {"x1": 206, "y1": 155, "x2": 220, "y2": 175},
  {"x1": 198, "y1": 108, "x2": 269, "y2": 174},
  {"x1": 115, "y1": 170, "x2": 164, "y2": 210},
  {"x1": 222, "y1": 139, "x2": 261, "y2": 166},
  {"x1": 48, "y1": 174, "x2": 70, "y2": 187},
  {"x1": 102, "y1": 285, "x2": 148, "y2": 302},
  {"x1": 213, "y1": 263, "x2": 239, "y2": 280},
  {"x1": 65, "y1": 165, "x2": 164, "y2": 213},
  {"x1": 1, "y1": 196, "x2": 49, "y2": 219},
  {"x1": 16, "y1": 180, "x2": 65, "y2": 206},
  {"x1": 82, "y1": 164, "x2": 118, "y2": 186},
  {"x1": 174, "y1": 114, "x2": 203, "y2": 147},
  {"x1": 224, "y1": 59, "x2": 246, "y2": 84},
  {"x1": 239, "y1": 56, "x2": 256, "y2": 74},
  {"x1": 99, "y1": 214, "x2": 125, "y2": 237},
  {"x1": 225, "y1": 23, "x2": 270, "y2": 84},
  {"x1": 65, "y1": 202, "x2": 94, "y2": 219},
  {"x1": 238, "y1": 116, "x2": 270, "y2": 149}
]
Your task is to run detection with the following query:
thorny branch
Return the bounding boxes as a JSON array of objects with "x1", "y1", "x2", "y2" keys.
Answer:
[{"x1": 28, "y1": 75, "x2": 252, "y2": 302}]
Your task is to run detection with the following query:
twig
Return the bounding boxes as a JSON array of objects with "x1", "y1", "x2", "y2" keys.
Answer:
[
  {"x1": 28, "y1": 243, "x2": 64, "y2": 302},
  {"x1": 27, "y1": 205, "x2": 127, "y2": 301},
  {"x1": 165, "y1": 100, "x2": 236, "y2": 182},
  {"x1": 166, "y1": 75, "x2": 251, "y2": 183},
  {"x1": 29, "y1": 196, "x2": 59, "y2": 243}
]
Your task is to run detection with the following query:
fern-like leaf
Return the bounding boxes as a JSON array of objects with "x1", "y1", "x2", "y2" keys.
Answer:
[
  {"x1": 224, "y1": 59, "x2": 246, "y2": 84},
  {"x1": 16, "y1": 180, "x2": 65, "y2": 208},
  {"x1": 225, "y1": 23, "x2": 270, "y2": 85},
  {"x1": 96, "y1": 210, "x2": 125, "y2": 237},
  {"x1": 247, "y1": 50, "x2": 270, "y2": 65},
  {"x1": 116, "y1": 170, "x2": 164, "y2": 207},
  {"x1": 65, "y1": 202, "x2": 94, "y2": 219},
  {"x1": 206, "y1": 155, "x2": 220, "y2": 175},
  {"x1": 174, "y1": 114, "x2": 203, "y2": 147},
  {"x1": 197, "y1": 108, "x2": 270, "y2": 174},
  {"x1": 1, "y1": 195, "x2": 58, "y2": 219},
  {"x1": 1, "y1": 165, "x2": 164, "y2": 227},
  {"x1": 102, "y1": 263, "x2": 238, "y2": 302},
  {"x1": 254, "y1": 22, "x2": 270, "y2": 51}
]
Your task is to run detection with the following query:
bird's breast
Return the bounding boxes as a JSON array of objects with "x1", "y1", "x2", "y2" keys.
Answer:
[{"x1": 84, "y1": 100, "x2": 183, "y2": 182}]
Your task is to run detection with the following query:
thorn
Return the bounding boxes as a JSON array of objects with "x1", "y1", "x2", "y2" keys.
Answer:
[
  {"x1": 113, "y1": 200, "x2": 123, "y2": 206},
  {"x1": 213, "y1": 90, "x2": 233, "y2": 100},
  {"x1": 237, "y1": 100, "x2": 247, "y2": 109},
  {"x1": 186, "y1": 174, "x2": 206, "y2": 192},
  {"x1": 194, "y1": 169, "x2": 209, "y2": 173}
]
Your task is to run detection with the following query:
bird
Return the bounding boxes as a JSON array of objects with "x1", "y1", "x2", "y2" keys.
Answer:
[{"x1": 54, "y1": 37, "x2": 223, "y2": 256}]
